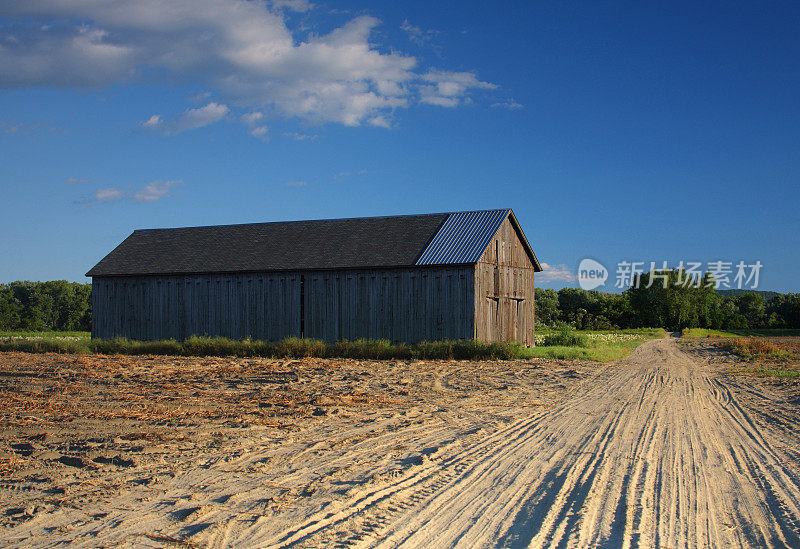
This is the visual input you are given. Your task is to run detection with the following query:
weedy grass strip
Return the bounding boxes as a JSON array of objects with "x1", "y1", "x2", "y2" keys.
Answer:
[
  {"x1": 0, "y1": 329, "x2": 667, "y2": 362},
  {"x1": 0, "y1": 336, "x2": 533, "y2": 361},
  {"x1": 723, "y1": 337, "x2": 794, "y2": 359}
]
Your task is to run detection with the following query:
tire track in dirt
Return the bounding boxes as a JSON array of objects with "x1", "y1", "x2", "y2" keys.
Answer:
[{"x1": 258, "y1": 337, "x2": 800, "y2": 548}]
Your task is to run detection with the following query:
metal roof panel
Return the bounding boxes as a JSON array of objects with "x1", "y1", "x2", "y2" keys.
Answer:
[{"x1": 415, "y1": 209, "x2": 510, "y2": 265}]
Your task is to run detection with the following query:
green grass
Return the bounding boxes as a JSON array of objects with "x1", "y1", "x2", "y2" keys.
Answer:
[
  {"x1": 532, "y1": 328, "x2": 666, "y2": 362},
  {"x1": 0, "y1": 335, "x2": 534, "y2": 361},
  {"x1": 0, "y1": 330, "x2": 90, "y2": 339},
  {"x1": 742, "y1": 366, "x2": 800, "y2": 379},
  {"x1": 733, "y1": 329, "x2": 800, "y2": 337},
  {"x1": 0, "y1": 328, "x2": 666, "y2": 362},
  {"x1": 682, "y1": 328, "x2": 800, "y2": 338},
  {"x1": 681, "y1": 328, "x2": 736, "y2": 338},
  {"x1": 529, "y1": 329, "x2": 665, "y2": 362},
  {"x1": 541, "y1": 324, "x2": 590, "y2": 347},
  {"x1": 737, "y1": 364, "x2": 800, "y2": 379}
]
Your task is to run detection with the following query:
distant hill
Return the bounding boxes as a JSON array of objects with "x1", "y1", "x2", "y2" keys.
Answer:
[{"x1": 717, "y1": 289, "x2": 782, "y2": 300}]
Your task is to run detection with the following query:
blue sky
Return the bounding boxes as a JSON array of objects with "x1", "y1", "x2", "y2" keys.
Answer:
[{"x1": 1, "y1": 1, "x2": 798, "y2": 292}]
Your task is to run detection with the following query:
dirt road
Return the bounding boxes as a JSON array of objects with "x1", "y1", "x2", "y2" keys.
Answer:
[{"x1": 265, "y1": 337, "x2": 800, "y2": 548}]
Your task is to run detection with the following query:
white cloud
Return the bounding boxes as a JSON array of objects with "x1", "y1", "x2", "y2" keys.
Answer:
[
  {"x1": 419, "y1": 95, "x2": 459, "y2": 108},
  {"x1": 175, "y1": 103, "x2": 228, "y2": 131},
  {"x1": 1, "y1": 120, "x2": 61, "y2": 137},
  {"x1": 271, "y1": 0, "x2": 313, "y2": 12},
  {"x1": 538, "y1": 263, "x2": 577, "y2": 284},
  {"x1": 80, "y1": 180, "x2": 184, "y2": 204},
  {"x1": 189, "y1": 91, "x2": 213, "y2": 103},
  {"x1": 134, "y1": 180, "x2": 182, "y2": 202},
  {"x1": 142, "y1": 114, "x2": 162, "y2": 129},
  {"x1": 285, "y1": 180, "x2": 307, "y2": 187},
  {"x1": 492, "y1": 99, "x2": 523, "y2": 110},
  {"x1": 283, "y1": 132, "x2": 319, "y2": 141},
  {"x1": 367, "y1": 115, "x2": 391, "y2": 128},
  {"x1": 143, "y1": 103, "x2": 228, "y2": 134},
  {"x1": 249, "y1": 125, "x2": 268, "y2": 139},
  {"x1": 333, "y1": 168, "x2": 370, "y2": 180},
  {"x1": 95, "y1": 187, "x2": 124, "y2": 202},
  {"x1": 0, "y1": 2, "x2": 497, "y2": 131},
  {"x1": 67, "y1": 176, "x2": 92, "y2": 183},
  {"x1": 419, "y1": 70, "x2": 496, "y2": 107},
  {"x1": 241, "y1": 111, "x2": 268, "y2": 139},
  {"x1": 400, "y1": 19, "x2": 440, "y2": 51},
  {"x1": 241, "y1": 111, "x2": 264, "y2": 126}
]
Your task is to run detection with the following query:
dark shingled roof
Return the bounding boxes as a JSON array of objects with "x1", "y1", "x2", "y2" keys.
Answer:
[
  {"x1": 87, "y1": 213, "x2": 446, "y2": 276},
  {"x1": 86, "y1": 209, "x2": 541, "y2": 277}
]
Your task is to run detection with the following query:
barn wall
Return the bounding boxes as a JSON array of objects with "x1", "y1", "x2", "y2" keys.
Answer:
[
  {"x1": 92, "y1": 266, "x2": 474, "y2": 343},
  {"x1": 303, "y1": 267, "x2": 474, "y2": 343},
  {"x1": 474, "y1": 217, "x2": 537, "y2": 345},
  {"x1": 91, "y1": 272, "x2": 302, "y2": 341}
]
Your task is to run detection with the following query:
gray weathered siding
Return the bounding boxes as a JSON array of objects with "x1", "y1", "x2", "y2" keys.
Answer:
[
  {"x1": 92, "y1": 266, "x2": 474, "y2": 343},
  {"x1": 92, "y1": 272, "x2": 301, "y2": 341},
  {"x1": 303, "y1": 267, "x2": 474, "y2": 342},
  {"x1": 474, "y1": 217, "x2": 537, "y2": 345}
]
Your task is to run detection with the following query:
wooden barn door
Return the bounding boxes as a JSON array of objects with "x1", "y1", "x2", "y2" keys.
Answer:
[
  {"x1": 508, "y1": 297, "x2": 518, "y2": 342},
  {"x1": 475, "y1": 216, "x2": 537, "y2": 345}
]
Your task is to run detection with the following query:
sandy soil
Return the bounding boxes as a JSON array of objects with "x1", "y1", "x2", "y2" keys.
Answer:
[
  {"x1": 2, "y1": 337, "x2": 800, "y2": 547},
  {"x1": 0, "y1": 351, "x2": 594, "y2": 547}
]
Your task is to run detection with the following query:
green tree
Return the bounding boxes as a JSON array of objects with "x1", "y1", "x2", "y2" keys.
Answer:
[
  {"x1": 0, "y1": 286, "x2": 21, "y2": 330},
  {"x1": 0, "y1": 281, "x2": 92, "y2": 331},
  {"x1": 626, "y1": 269, "x2": 720, "y2": 330},
  {"x1": 731, "y1": 293, "x2": 766, "y2": 328},
  {"x1": 534, "y1": 288, "x2": 559, "y2": 326}
]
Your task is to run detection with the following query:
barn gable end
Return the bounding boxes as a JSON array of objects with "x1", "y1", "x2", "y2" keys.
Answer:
[{"x1": 474, "y1": 212, "x2": 540, "y2": 345}]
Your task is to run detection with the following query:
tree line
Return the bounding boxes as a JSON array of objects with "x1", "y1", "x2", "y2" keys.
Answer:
[
  {"x1": 536, "y1": 270, "x2": 800, "y2": 331},
  {"x1": 0, "y1": 281, "x2": 91, "y2": 331},
  {"x1": 1, "y1": 273, "x2": 799, "y2": 333}
]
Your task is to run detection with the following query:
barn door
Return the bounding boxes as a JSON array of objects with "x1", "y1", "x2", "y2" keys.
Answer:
[
  {"x1": 509, "y1": 297, "x2": 517, "y2": 342},
  {"x1": 487, "y1": 296, "x2": 499, "y2": 341},
  {"x1": 511, "y1": 297, "x2": 526, "y2": 343}
]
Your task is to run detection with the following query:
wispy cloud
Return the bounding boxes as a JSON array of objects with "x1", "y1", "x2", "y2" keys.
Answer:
[
  {"x1": 285, "y1": 180, "x2": 307, "y2": 187},
  {"x1": 538, "y1": 263, "x2": 577, "y2": 284},
  {"x1": 0, "y1": 120, "x2": 63, "y2": 138},
  {"x1": 400, "y1": 19, "x2": 441, "y2": 54},
  {"x1": 67, "y1": 176, "x2": 93, "y2": 183},
  {"x1": 249, "y1": 126, "x2": 268, "y2": 139},
  {"x1": 241, "y1": 112, "x2": 264, "y2": 126},
  {"x1": 270, "y1": 0, "x2": 313, "y2": 12},
  {"x1": 94, "y1": 187, "x2": 124, "y2": 202},
  {"x1": 367, "y1": 115, "x2": 392, "y2": 128},
  {"x1": 79, "y1": 180, "x2": 184, "y2": 205},
  {"x1": 0, "y1": 2, "x2": 498, "y2": 133},
  {"x1": 1, "y1": 121, "x2": 22, "y2": 134},
  {"x1": 142, "y1": 103, "x2": 229, "y2": 135},
  {"x1": 492, "y1": 99, "x2": 523, "y2": 110},
  {"x1": 134, "y1": 180, "x2": 183, "y2": 202},
  {"x1": 142, "y1": 115, "x2": 162, "y2": 129},
  {"x1": 333, "y1": 168, "x2": 371, "y2": 181},
  {"x1": 419, "y1": 70, "x2": 496, "y2": 107},
  {"x1": 283, "y1": 132, "x2": 319, "y2": 141},
  {"x1": 241, "y1": 111, "x2": 268, "y2": 140}
]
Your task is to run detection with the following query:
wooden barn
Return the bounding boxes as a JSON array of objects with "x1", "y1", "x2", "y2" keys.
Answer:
[{"x1": 87, "y1": 209, "x2": 542, "y2": 344}]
